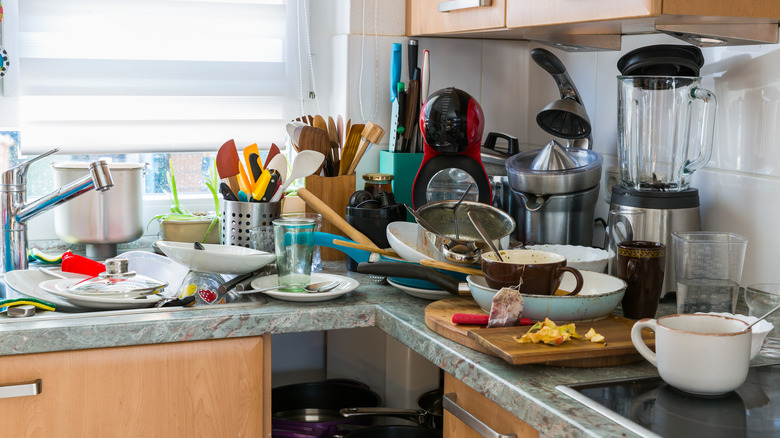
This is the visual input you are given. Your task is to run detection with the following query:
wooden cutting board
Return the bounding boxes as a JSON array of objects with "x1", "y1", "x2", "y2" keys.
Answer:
[{"x1": 425, "y1": 297, "x2": 655, "y2": 368}]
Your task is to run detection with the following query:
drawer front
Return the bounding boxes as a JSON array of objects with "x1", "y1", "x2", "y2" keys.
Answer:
[
  {"x1": 507, "y1": 0, "x2": 658, "y2": 28},
  {"x1": 408, "y1": 0, "x2": 506, "y2": 36}
]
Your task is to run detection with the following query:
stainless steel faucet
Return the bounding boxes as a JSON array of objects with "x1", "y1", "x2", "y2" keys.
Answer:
[{"x1": 1, "y1": 148, "x2": 113, "y2": 272}]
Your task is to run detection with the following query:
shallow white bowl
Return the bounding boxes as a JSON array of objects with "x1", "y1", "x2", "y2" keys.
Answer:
[
  {"x1": 156, "y1": 241, "x2": 275, "y2": 275},
  {"x1": 467, "y1": 271, "x2": 626, "y2": 321},
  {"x1": 386, "y1": 221, "x2": 427, "y2": 263},
  {"x1": 526, "y1": 244, "x2": 609, "y2": 272},
  {"x1": 697, "y1": 312, "x2": 773, "y2": 359}
]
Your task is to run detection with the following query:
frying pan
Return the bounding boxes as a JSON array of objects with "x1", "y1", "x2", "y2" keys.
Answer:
[
  {"x1": 272, "y1": 380, "x2": 381, "y2": 437},
  {"x1": 340, "y1": 388, "x2": 443, "y2": 430}
]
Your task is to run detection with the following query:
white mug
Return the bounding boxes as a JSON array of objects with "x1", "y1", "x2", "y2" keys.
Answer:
[{"x1": 631, "y1": 314, "x2": 751, "y2": 396}]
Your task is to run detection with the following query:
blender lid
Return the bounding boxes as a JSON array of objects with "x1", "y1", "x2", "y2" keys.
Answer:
[
  {"x1": 530, "y1": 140, "x2": 579, "y2": 171},
  {"x1": 617, "y1": 44, "x2": 704, "y2": 77},
  {"x1": 506, "y1": 146, "x2": 602, "y2": 195}
]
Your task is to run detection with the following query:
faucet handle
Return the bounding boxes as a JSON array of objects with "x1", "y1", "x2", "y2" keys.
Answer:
[{"x1": 3, "y1": 148, "x2": 60, "y2": 184}]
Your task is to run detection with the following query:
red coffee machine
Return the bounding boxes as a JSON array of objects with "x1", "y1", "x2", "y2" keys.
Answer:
[{"x1": 412, "y1": 88, "x2": 491, "y2": 209}]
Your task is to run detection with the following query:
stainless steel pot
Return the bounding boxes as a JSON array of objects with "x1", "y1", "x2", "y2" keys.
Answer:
[
  {"x1": 52, "y1": 162, "x2": 146, "y2": 258},
  {"x1": 416, "y1": 200, "x2": 514, "y2": 265}
]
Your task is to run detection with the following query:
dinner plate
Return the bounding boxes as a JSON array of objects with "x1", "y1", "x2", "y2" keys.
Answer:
[
  {"x1": 38, "y1": 279, "x2": 164, "y2": 310},
  {"x1": 386, "y1": 278, "x2": 452, "y2": 301},
  {"x1": 4, "y1": 269, "x2": 91, "y2": 312},
  {"x1": 249, "y1": 273, "x2": 358, "y2": 302},
  {"x1": 156, "y1": 241, "x2": 276, "y2": 275}
]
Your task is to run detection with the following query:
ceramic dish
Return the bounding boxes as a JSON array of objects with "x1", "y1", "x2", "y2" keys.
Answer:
[
  {"x1": 4, "y1": 269, "x2": 91, "y2": 312},
  {"x1": 386, "y1": 221, "x2": 427, "y2": 263},
  {"x1": 467, "y1": 271, "x2": 626, "y2": 321},
  {"x1": 249, "y1": 273, "x2": 358, "y2": 302},
  {"x1": 38, "y1": 279, "x2": 164, "y2": 310},
  {"x1": 526, "y1": 244, "x2": 609, "y2": 272},
  {"x1": 386, "y1": 278, "x2": 451, "y2": 301},
  {"x1": 156, "y1": 241, "x2": 276, "y2": 275},
  {"x1": 696, "y1": 312, "x2": 772, "y2": 359}
]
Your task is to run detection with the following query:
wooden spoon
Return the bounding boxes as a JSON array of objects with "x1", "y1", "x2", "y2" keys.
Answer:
[
  {"x1": 327, "y1": 116, "x2": 340, "y2": 172},
  {"x1": 296, "y1": 126, "x2": 330, "y2": 174},
  {"x1": 339, "y1": 124, "x2": 365, "y2": 176},
  {"x1": 346, "y1": 122, "x2": 385, "y2": 175}
]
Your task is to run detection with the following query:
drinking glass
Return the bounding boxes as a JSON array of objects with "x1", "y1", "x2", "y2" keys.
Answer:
[
  {"x1": 272, "y1": 217, "x2": 316, "y2": 289},
  {"x1": 282, "y1": 213, "x2": 323, "y2": 272},
  {"x1": 745, "y1": 283, "x2": 780, "y2": 358}
]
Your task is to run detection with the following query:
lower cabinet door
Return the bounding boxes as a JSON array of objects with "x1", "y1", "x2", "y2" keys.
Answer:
[
  {"x1": 0, "y1": 336, "x2": 270, "y2": 438},
  {"x1": 443, "y1": 373, "x2": 538, "y2": 438}
]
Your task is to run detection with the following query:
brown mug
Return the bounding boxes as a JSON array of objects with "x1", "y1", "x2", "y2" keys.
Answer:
[
  {"x1": 617, "y1": 240, "x2": 666, "y2": 319},
  {"x1": 481, "y1": 249, "x2": 584, "y2": 296}
]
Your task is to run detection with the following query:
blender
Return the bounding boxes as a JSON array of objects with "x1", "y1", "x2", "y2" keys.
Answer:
[{"x1": 609, "y1": 45, "x2": 717, "y2": 298}]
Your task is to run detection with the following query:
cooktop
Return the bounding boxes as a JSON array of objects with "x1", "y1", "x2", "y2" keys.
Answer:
[{"x1": 557, "y1": 364, "x2": 780, "y2": 438}]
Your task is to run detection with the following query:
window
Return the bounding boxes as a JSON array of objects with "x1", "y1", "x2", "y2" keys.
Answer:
[{"x1": 1, "y1": 0, "x2": 294, "y2": 198}]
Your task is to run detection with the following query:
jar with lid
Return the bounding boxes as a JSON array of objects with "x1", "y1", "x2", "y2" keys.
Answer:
[{"x1": 362, "y1": 173, "x2": 394, "y2": 198}]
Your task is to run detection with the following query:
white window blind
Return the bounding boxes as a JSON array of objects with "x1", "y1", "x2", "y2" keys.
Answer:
[{"x1": 16, "y1": 0, "x2": 290, "y2": 154}]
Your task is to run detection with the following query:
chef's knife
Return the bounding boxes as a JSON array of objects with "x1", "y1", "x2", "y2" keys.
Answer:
[{"x1": 389, "y1": 43, "x2": 402, "y2": 152}]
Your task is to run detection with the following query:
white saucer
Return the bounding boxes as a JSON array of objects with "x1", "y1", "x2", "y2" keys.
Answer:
[
  {"x1": 249, "y1": 273, "x2": 359, "y2": 302},
  {"x1": 4, "y1": 269, "x2": 91, "y2": 312},
  {"x1": 38, "y1": 279, "x2": 163, "y2": 310},
  {"x1": 386, "y1": 278, "x2": 452, "y2": 300}
]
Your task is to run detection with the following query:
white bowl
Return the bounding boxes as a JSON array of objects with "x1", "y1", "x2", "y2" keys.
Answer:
[
  {"x1": 156, "y1": 241, "x2": 275, "y2": 275},
  {"x1": 386, "y1": 221, "x2": 427, "y2": 263},
  {"x1": 467, "y1": 271, "x2": 626, "y2": 321},
  {"x1": 526, "y1": 244, "x2": 609, "y2": 272},
  {"x1": 696, "y1": 312, "x2": 773, "y2": 359}
]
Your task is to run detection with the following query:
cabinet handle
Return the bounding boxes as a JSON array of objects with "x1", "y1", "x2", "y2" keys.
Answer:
[
  {"x1": 443, "y1": 392, "x2": 517, "y2": 438},
  {"x1": 438, "y1": 0, "x2": 492, "y2": 13},
  {"x1": 0, "y1": 379, "x2": 42, "y2": 399}
]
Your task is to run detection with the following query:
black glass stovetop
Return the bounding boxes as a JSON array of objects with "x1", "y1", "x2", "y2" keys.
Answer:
[{"x1": 557, "y1": 364, "x2": 780, "y2": 437}]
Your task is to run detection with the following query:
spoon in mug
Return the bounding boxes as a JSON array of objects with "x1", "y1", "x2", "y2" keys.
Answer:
[
  {"x1": 467, "y1": 210, "x2": 503, "y2": 262},
  {"x1": 239, "y1": 280, "x2": 340, "y2": 295},
  {"x1": 743, "y1": 302, "x2": 780, "y2": 332}
]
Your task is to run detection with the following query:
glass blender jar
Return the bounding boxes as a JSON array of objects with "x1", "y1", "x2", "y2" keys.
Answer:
[{"x1": 617, "y1": 75, "x2": 717, "y2": 191}]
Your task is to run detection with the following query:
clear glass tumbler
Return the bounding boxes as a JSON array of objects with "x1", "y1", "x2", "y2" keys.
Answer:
[
  {"x1": 745, "y1": 283, "x2": 780, "y2": 359},
  {"x1": 272, "y1": 217, "x2": 316, "y2": 289},
  {"x1": 672, "y1": 231, "x2": 748, "y2": 314},
  {"x1": 281, "y1": 212, "x2": 323, "y2": 272}
]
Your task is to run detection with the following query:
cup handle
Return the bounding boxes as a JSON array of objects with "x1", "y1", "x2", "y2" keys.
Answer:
[
  {"x1": 631, "y1": 319, "x2": 658, "y2": 367},
  {"x1": 558, "y1": 267, "x2": 584, "y2": 296}
]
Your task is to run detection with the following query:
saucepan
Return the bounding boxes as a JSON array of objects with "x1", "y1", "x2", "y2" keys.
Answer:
[{"x1": 413, "y1": 200, "x2": 514, "y2": 265}]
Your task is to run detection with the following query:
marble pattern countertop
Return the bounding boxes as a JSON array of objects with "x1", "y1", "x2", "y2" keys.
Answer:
[{"x1": 0, "y1": 261, "x2": 770, "y2": 438}]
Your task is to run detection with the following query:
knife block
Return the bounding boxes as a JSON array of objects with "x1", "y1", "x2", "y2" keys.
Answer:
[{"x1": 304, "y1": 174, "x2": 355, "y2": 260}]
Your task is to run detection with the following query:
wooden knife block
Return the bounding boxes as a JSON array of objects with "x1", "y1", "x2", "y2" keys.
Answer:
[{"x1": 304, "y1": 174, "x2": 355, "y2": 260}]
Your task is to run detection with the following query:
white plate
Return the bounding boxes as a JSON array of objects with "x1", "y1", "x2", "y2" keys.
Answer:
[
  {"x1": 38, "y1": 279, "x2": 164, "y2": 310},
  {"x1": 386, "y1": 278, "x2": 452, "y2": 301},
  {"x1": 386, "y1": 221, "x2": 427, "y2": 263},
  {"x1": 249, "y1": 273, "x2": 358, "y2": 302},
  {"x1": 4, "y1": 269, "x2": 91, "y2": 312},
  {"x1": 156, "y1": 241, "x2": 276, "y2": 275}
]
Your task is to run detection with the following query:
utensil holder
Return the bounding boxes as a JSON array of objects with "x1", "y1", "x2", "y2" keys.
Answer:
[
  {"x1": 221, "y1": 200, "x2": 282, "y2": 248},
  {"x1": 304, "y1": 174, "x2": 355, "y2": 260}
]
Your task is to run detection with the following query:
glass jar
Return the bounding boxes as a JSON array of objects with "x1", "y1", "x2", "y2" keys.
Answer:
[{"x1": 362, "y1": 173, "x2": 394, "y2": 198}]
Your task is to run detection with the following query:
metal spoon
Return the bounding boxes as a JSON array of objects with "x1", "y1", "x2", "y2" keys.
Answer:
[
  {"x1": 239, "y1": 280, "x2": 340, "y2": 295},
  {"x1": 405, "y1": 204, "x2": 441, "y2": 235},
  {"x1": 467, "y1": 210, "x2": 503, "y2": 262},
  {"x1": 743, "y1": 302, "x2": 780, "y2": 332}
]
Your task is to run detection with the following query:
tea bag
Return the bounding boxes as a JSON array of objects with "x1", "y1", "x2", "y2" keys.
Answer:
[{"x1": 488, "y1": 279, "x2": 525, "y2": 328}]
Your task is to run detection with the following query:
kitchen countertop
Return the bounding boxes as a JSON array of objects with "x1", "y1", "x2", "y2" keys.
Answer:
[{"x1": 0, "y1": 261, "x2": 774, "y2": 438}]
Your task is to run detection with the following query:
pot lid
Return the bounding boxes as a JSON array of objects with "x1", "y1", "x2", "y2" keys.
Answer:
[
  {"x1": 506, "y1": 147, "x2": 602, "y2": 194},
  {"x1": 67, "y1": 258, "x2": 167, "y2": 297}
]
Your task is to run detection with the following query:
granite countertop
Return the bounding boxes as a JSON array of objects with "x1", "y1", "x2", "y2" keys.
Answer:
[{"x1": 0, "y1": 261, "x2": 771, "y2": 438}]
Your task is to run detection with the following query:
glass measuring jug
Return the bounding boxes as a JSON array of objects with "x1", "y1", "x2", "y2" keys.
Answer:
[{"x1": 617, "y1": 76, "x2": 717, "y2": 191}]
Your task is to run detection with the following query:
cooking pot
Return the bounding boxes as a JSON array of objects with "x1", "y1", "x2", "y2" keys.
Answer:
[
  {"x1": 272, "y1": 380, "x2": 381, "y2": 437},
  {"x1": 340, "y1": 388, "x2": 443, "y2": 430},
  {"x1": 416, "y1": 200, "x2": 514, "y2": 265},
  {"x1": 52, "y1": 162, "x2": 146, "y2": 258}
]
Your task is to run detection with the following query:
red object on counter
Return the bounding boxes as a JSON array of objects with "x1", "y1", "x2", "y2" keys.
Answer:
[
  {"x1": 452, "y1": 313, "x2": 534, "y2": 326},
  {"x1": 61, "y1": 251, "x2": 106, "y2": 277}
]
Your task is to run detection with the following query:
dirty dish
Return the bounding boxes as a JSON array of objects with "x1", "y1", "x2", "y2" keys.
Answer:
[
  {"x1": 386, "y1": 278, "x2": 451, "y2": 301},
  {"x1": 4, "y1": 269, "x2": 91, "y2": 312},
  {"x1": 526, "y1": 244, "x2": 609, "y2": 272},
  {"x1": 38, "y1": 279, "x2": 164, "y2": 310},
  {"x1": 466, "y1": 271, "x2": 626, "y2": 321},
  {"x1": 249, "y1": 273, "x2": 358, "y2": 302},
  {"x1": 157, "y1": 241, "x2": 276, "y2": 275},
  {"x1": 386, "y1": 221, "x2": 428, "y2": 263}
]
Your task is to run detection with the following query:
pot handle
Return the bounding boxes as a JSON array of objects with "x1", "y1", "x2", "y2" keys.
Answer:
[
  {"x1": 442, "y1": 392, "x2": 517, "y2": 438},
  {"x1": 339, "y1": 407, "x2": 427, "y2": 425},
  {"x1": 557, "y1": 267, "x2": 584, "y2": 296},
  {"x1": 356, "y1": 261, "x2": 460, "y2": 295}
]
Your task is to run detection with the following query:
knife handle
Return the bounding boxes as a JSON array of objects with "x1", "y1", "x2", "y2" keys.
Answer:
[
  {"x1": 408, "y1": 39, "x2": 418, "y2": 80},
  {"x1": 390, "y1": 43, "x2": 402, "y2": 101},
  {"x1": 356, "y1": 261, "x2": 459, "y2": 295}
]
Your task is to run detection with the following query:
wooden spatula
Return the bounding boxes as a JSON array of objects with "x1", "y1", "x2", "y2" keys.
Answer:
[
  {"x1": 339, "y1": 124, "x2": 364, "y2": 176},
  {"x1": 216, "y1": 139, "x2": 240, "y2": 196},
  {"x1": 346, "y1": 122, "x2": 385, "y2": 175},
  {"x1": 297, "y1": 126, "x2": 331, "y2": 175}
]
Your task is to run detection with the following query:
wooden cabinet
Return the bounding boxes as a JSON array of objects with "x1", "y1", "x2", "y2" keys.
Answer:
[
  {"x1": 443, "y1": 372, "x2": 538, "y2": 438},
  {"x1": 0, "y1": 336, "x2": 271, "y2": 438},
  {"x1": 406, "y1": 0, "x2": 506, "y2": 36}
]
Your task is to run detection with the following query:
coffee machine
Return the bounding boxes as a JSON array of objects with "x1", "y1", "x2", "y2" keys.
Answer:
[{"x1": 609, "y1": 45, "x2": 716, "y2": 298}]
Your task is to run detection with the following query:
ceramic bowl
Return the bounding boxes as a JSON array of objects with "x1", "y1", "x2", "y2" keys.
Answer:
[
  {"x1": 697, "y1": 312, "x2": 773, "y2": 359},
  {"x1": 481, "y1": 249, "x2": 584, "y2": 295},
  {"x1": 526, "y1": 244, "x2": 609, "y2": 272},
  {"x1": 156, "y1": 241, "x2": 275, "y2": 275},
  {"x1": 386, "y1": 221, "x2": 428, "y2": 263},
  {"x1": 466, "y1": 271, "x2": 626, "y2": 321}
]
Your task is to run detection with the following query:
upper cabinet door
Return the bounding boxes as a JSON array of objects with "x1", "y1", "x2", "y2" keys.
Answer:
[
  {"x1": 407, "y1": 0, "x2": 506, "y2": 36},
  {"x1": 507, "y1": 0, "x2": 659, "y2": 28}
]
